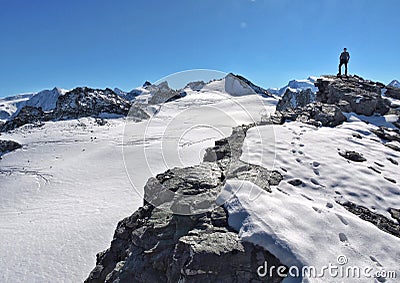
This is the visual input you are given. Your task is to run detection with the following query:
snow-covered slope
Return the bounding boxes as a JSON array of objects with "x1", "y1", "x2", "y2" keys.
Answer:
[
  {"x1": 0, "y1": 93, "x2": 34, "y2": 121},
  {"x1": 19, "y1": 87, "x2": 68, "y2": 113},
  {"x1": 0, "y1": 82, "x2": 276, "y2": 282},
  {"x1": 388, "y1": 79, "x2": 400, "y2": 88},
  {"x1": 1, "y1": 88, "x2": 68, "y2": 121},
  {"x1": 269, "y1": 77, "x2": 319, "y2": 96},
  {"x1": 218, "y1": 115, "x2": 400, "y2": 282}
]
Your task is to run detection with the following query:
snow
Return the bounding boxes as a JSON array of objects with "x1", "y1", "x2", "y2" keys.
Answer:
[
  {"x1": 0, "y1": 93, "x2": 34, "y2": 120},
  {"x1": 0, "y1": 83, "x2": 277, "y2": 282},
  {"x1": 269, "y1": 77, "x2": 319, "y2": 96},
  {"x1": 388, "y1": 80, "x2": 400, "y2": 88},
  {"x1": 218, "y1": 117, "x2": 400, "y2": 282}
]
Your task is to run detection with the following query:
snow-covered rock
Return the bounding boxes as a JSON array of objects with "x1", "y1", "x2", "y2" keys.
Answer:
[
  {"x1": 269, "y1": 77, "x2": 319, "y2": 96},
  {"x1": 388, "y1": 79, "x2": 400, "y2": 88},
  {"x1": 53, "y1": 87, "x2": 131, "y2": 120},
  {"x1": 0, "y1": 93, "x2": 34, "y2": 120}
]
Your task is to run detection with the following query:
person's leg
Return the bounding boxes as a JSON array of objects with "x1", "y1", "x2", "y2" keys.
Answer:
[
  {"x1": 338, "y1": 61, "x2": 343, "y2": 75},
  {"x1": 345, "y1": 62, "x2": 348, "y2": 76}
]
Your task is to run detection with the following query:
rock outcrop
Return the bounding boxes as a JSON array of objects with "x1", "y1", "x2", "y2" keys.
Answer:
[
  {"x1": 1, "y1": 87, "x2": 134, "y2": 131},
  {"x1": 1, "y1": 106, "x2": 48, "y2": 131},
  {"x1": 86, "y1": 125, "x2": 285, "y2": 283},
  {"x1": 276, "y1": 89, "x2": 316, "y2": 112},
  {"x1": 266, "y1": 102, "x2": 346, "y2": 127},
  {"x1": 315, "y1": 75, "x2": 389, "y2": 116},
  {"x1": 53, "y1": 87, "x2": 131, "y2": 120},
  {"x1": 0, "y1": 140, "x2": 22, "y2": 159}
]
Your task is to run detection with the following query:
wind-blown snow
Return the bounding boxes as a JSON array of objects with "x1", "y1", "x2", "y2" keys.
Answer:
[{"x1": 218, "y1": 117, "x2": 400, "y2": 282}]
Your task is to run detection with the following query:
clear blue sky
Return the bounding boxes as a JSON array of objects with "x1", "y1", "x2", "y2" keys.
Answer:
[{"x1": 0, "y1": 0, "x2": 399, "y2": 97}]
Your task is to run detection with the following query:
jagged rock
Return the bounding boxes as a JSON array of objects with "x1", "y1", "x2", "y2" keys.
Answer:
[
  {"x1": 269, "y1": 102, "x2": 346, "y2": 127},
  {"x1": 338, "y1": 200, "x2": 400, "y2": 238},
  {"x1": 1, "y1": 106, "x2": 47, "y2": 131},
  {"x1": 0, "y1": 140, "x2": 22, "y2": 158},
  {"x1": 276, "y1": 88, "x2": 316, "y2": 112},
  {"x1": 143, "y1": 81, "x2": 152, "y2": 87},
  {"x1": 86, "y1": 124, "x2": 285, "y2": 283},
  {"x1": 86, "y1": 205, "x2": 285, "y2": 283},
  {"x1": 315, "y1": 75, "x2": 389, "y2": 116},
  {"x1": 231, "y1": 74, "x2": 273, "y2": 97},
  {"x1": 385, "y1": 86, "x2": 400, "y2": 99},
  {"x1": 338, "y1": 150, "x2": 367, "y2": 162},
  {"x1": 185, "y1": 81, "x2": 206, "y2": 91},
  {"x1": 53, "y1": 87, "x2": 131, "y2": 120},
  {"x1": 146, "y1": 82, "x2": 180, "y2": 105}
]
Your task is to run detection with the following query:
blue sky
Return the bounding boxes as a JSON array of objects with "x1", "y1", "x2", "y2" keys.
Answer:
[{"x1": 0, "y1": 0, "x2": 399, "y2": 97}]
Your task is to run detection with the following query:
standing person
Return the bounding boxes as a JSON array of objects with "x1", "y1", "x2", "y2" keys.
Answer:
[{"x1": 338, "y1": 48, "x2": 350, "y2": 77}]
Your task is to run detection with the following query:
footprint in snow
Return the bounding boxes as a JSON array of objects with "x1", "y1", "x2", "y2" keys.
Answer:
[
  {"x1": 312, "y1": 161, "x2": 320, "y2": 167},
  {"x1": 313, "y1": 168, "x2": 320, "y2": 176},
  {"x1": 336, "y1": 214, "x2": 349, "y2": 225},
  {"x1": 301, "y1": 194, "x2": 314, "y2": 201},
  {"x1": 369, "y1": 256, "x2": 383, "y2": 267},
  {"x1": 339, "y1": 232, "x2": 348, "y2": 243}
]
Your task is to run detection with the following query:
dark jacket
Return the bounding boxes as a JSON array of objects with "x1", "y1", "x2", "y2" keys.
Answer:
[{"x1": 340, "y1": 51, "x2": 350, "y2": 62}]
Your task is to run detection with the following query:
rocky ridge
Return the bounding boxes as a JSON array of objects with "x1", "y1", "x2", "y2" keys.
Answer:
[{"x1": 86, "y1": 124, "x2": 285, "y2": 283}]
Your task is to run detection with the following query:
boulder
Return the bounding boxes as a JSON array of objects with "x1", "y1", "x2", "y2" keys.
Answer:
[{"x1": 338, "y1": 150, "x2": 367, "y2": 162}]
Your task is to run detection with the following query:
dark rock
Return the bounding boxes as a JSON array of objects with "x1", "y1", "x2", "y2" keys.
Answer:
[
  {"x1": 387, "y1": 157, "x2": 398, "y2": 165},
  {"x1": 231, "y1": 73, "x2": 273, "y2": 97},
  {"x1": 269, "y1": 102, "x2": 347, "y2": 127},
  {"x1": 53, "y1": 87, "x2": 131, "y2": 120},
  {"x1": 384, "y1": 177, "x2": 396, "y2": 184},
  {"x1": 338, "y1": 200, "x2": 400, "y2": 238},
  {"x1": 1, "y1": 106, "x2": 47, "y2": 131},
  {"x1": 288, "y1": 179, "x2": 303, "y2": 186},
  {"x1": 338, "y1": 150, "x2": 367, "y2": 162},
  {"x1": 352, "y1": 133, "x2": 362, "y2": 139},
  {"x1": 315, "y1": 75, "x2": 390, "y2": 116},
  {"x1": 143, "y1": 81, "x2": 152, "y2": 87},
  {"x1": 385, "y1": 86, "x2": 400, "y2": 99},
  {"x1": 0, "y1": 140, "x2": 22, "y2": 158},
  {"x1": 276, "y1": 88, "x2": 316, "y2": 112},
  {"x1": 388, "y1": 208, "x2": 400, "y2": 223}
]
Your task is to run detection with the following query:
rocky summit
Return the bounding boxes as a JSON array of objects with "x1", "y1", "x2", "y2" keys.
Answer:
[{"x1": 266, "y1": 75, "x2": 395, "y2": 127}]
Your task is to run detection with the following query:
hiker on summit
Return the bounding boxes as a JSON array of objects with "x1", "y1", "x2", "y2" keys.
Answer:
[{"x1": 338, "y1": 48, "x2": 350, "y2": 77}]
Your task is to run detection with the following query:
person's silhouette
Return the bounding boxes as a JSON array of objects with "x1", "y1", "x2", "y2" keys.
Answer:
[{"x1": 338, "y1": 48, "x2": 350, "y2": 77}]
